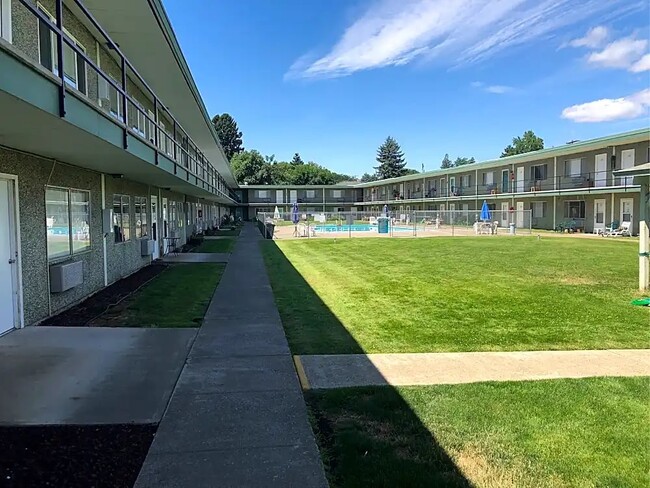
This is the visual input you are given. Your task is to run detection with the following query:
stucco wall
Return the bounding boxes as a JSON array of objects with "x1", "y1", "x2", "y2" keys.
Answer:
[{"x1": 0, "y1": 147, "x2": 104, "y2": 325}]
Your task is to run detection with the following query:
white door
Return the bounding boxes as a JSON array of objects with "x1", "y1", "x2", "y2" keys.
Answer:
[
  {"x1": 620, "y1": 198, "x2": 633, "y2": 227},
  {"x1": 162, "y1": 197, "x2": 168, "y2": 238},
  {"x1": 516, "y1": 167, "x2": 524, "y2": 193},
  {"x1": 151, "y1": 195, "x2": 160, "y2": 259},
  {"x1": 593, "y1": 199, "x2": 606, "y2": 232},
  {"x1": 289, "y1": 190, "x2": 297, "y2": 203},
  {"x1": 449, "y1": 177, "x2": 456, "y2": 195},
  {"x1": 0, "y1": 178, "x2": 19, "y2": 334},
  {"x1": 594, "y1": 153, "x2": 607, "y2": 187},
  {"x1": 276, "y1": 190, "x2": 283, "y2": 204},
  {"x1": 501, "y1": 202, "x2": 509, "y2": 227},
  {"x1": 516, "y1": 201, "x2": 525, "y2": 227},
  {"x1": 620, "y1": 150, "x2": 635, "y2": 186}
]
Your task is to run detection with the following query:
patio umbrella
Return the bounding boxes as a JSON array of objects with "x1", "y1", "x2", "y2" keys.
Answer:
[
  {"x1": 291, "y1": 202, "x2": 299, "y2": 224},
  {"x1": 273, "y1": 206, "x2": 280, "y2": 219},
  {"x1": 480, "y1": 200, "x2": 491, "y2": 221},
  {"x1": 383, "y1": 204, "x2": 388, "y2": 216}
]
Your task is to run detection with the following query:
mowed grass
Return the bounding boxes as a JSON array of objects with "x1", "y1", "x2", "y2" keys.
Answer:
[
  {"x1": 122, "y1": 263, "x2": 223, "y2": 327},
  {"x1": 307, "y1": 377, "x2": 650, "y2": 488},
  {"x1": 192, "y1": 239, "x2": 235, "y2": 253},
  {"x1": 261, "y1": 237, "x2": 649, "y2": 354}
]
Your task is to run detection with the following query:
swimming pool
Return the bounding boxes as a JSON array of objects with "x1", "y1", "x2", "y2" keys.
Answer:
[{"x1": 313, "y1": 224, "x2": 413, "y2": 232}]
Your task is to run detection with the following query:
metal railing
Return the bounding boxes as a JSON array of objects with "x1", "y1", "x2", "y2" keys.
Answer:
[
  {"x1": 257, "y1": 210, "x2": 533, "y2": 239},
  {"x1": 12, "y1": 0, "x2": 235, "y2": 203}
]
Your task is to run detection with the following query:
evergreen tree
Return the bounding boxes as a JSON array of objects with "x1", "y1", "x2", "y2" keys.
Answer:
[
  {"x1": 441, "y1": 153, "x2": 453, "y2": 168},
  {"x1": 501, "y1": 130, "x2": 544, "y2": 157},
  {"x1": 211, "y1": 113, "x2": 243, "y2": 161},
  {"x1": 374, "y1": 136, "x2": 407, "y2": 179},
  {"x1": 290, "y1": 153, "x2": 304, "y2": 165}
]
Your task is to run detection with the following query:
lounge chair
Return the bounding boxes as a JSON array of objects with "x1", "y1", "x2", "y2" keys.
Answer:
[{"x1": 603, "y1": 221, "x2": 631, "y2": 237}]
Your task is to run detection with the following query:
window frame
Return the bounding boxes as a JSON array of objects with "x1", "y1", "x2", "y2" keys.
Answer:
[
  {"x1": 257, "y1": 190, "x2": 269, "y2": 199},
  {"x1": 564, "y1": 200, "x2": 586, "y2": 219},
  {"x1": 483, "y1": 171, "x2": 494, "y2": 186},
  {"x1": 37, "y1": 3, "x2": 87, "y2": 95},
  {"x1": 134, "y1": 196, "x2": 148, "y2": 239},
  {"x1": 530, "y1": 164, "x2": 548, "y2": 181},
  {"x1": 112, "y1": 194, "x2": 131, "y2": 243},
  {"x1": 306, "y1": 189, "x2": 316, "y2": 199},
  {"x1": 1, "y1": 0, "x2": 12, "y2": 43},
  {"x1": 532, "y1": 201, "x2": 546, "y2": 218},
  {"x1": 98, "y1": 74, "x2": 122, "y2": 121},
  {"x1": 45, "y1": 185, "x2": 91, "y2": 261},
  {"x1": 564, "y1": 158, "x2": 583, "y2": 177}
]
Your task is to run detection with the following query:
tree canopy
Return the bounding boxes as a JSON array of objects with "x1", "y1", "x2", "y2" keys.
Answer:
[
  {"x1": 291, "y1": 153, "x2": 304, "y2": 165},
  {"x1": 441, "y1": 154, "x2": 453, "y2": 169},
  {"x1": 360, "y1": 172, "x2": 379, "y2": 183},
  {"x1": 211, "y1": 113, "x2": 244, "y2": 161},
  {"x1": 501, "y1": 130, "x2": 544, "y2": 158},
  {"x1": 374, "y1": 136, "x2": 407, "y2": 179},
  {"x1": 230, "y1": 150, "x2": 353, "y2": 185},
  {"x1": 453, "y1": 156, "x2": 476, "y2": 167}
]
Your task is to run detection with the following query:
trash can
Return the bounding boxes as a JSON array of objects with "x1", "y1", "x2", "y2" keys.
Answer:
[
  {"x1": 509, "y1": 223, "x2": 516, "y2": 235},
  {"x1": 264, "y1": 222, "x2": 275, "y2": 239},
  {"x1": 377, "y1": 217, "x2": 389, "y2": 234}
]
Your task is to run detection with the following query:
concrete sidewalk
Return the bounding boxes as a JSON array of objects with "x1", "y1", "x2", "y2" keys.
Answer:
[
  {"x1": 135, "y1": 223, "x2": 328, "y2": 488},
  {"x1": 296, "y1": 349, "x2": 650, "y2": 389},
  {"x1": 162, "y1": 252, "x2": 229, "y2": 263}
]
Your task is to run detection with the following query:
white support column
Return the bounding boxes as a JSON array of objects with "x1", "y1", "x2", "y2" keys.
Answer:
[
  {"x1": 553, "y1": 156, "x2": 557, "y2": 190},
  {"x1": 101, "y1": 173, "x2": 108, "y2": 286},
  {"x1": 611, "y1": 192, "x2": 615, "y2": 225},
  {"x1": 639, "y1": 179, "x2": 649, "y2": 290},
  {"x1": 553, "y1": 195, "x2": 557, "y2": 230}
]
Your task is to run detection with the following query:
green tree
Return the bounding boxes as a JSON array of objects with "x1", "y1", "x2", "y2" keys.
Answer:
[
  {"x1": 374, "y1": 136, "x2": 407, "y2": 179},
  {"x1": 404, "y1": 168, "x2": 419, "y2": 175},
  {"x1": 230, "y1": 150, "x2": 265, "y2": 184},
  {"x1": 291, "y1": 153, "x2": 304, "y2": 165},
  {"x1": 441, "y1": 153, "x2": 453, "y2": 168},
  {"x1": 501, "y1": 130, "x2": 544, "y2": 158},
  {"x1": 453, "y1": 156, "x2": 476, "y2": 167},
  {"x1": 211, "y1": 113, "x2": 243, "y2": 161},
  {"x1": 360, "y1": 172, "x2": 378, "y2": 182}
]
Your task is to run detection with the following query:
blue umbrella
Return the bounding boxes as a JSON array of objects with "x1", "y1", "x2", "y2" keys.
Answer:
[
  {"x1": 291, "y1": 202, "x2": 299, "y2": 224},
  {"x1": 480, "y1": 200, "x2": 491, "y2": 221}
]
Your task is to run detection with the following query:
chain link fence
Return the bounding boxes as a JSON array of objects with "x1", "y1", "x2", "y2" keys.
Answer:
[{"x1": 257, "y1": 210, "x2": 533, "y2": 239}]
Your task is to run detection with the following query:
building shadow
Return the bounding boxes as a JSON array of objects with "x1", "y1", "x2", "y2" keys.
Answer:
[{"x1": 261, "y1": 240, "x2": 474, "y2": 488}]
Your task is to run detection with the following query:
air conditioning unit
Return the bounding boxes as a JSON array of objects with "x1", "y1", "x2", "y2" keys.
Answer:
[
  {"x1": 50, "y1": 261, "x2": 84, "y2": 293},
  {"x1": 141, "y1": 239, "x2": 155, "y2": 256}
]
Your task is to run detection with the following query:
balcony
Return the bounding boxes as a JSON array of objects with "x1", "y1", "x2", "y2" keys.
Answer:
[{"x1": 2, "y1": 0, "x2": 235, "y2": 204}]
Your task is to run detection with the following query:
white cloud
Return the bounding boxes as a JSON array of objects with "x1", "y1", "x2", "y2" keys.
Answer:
[
  {"x1": 587, "y1": 36, "x2": 648, "y2": 69},
  {"x1": 471, "y1": 82, "x2": 513, "y2": 94},
  {"x1": 286, "y1": 0, "x2": 639, "y2": 79},
  {"x1": 630, "y1": 53, "x2": 650, "y2": 72},
  {"x1": 567, "y1": 26, "x2": 608, "y2": 48},
  {"x1": 561, "y1": 88, "x2": 650, "y2": 123}
]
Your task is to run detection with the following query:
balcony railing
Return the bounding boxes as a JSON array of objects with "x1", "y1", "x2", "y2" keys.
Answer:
[{"x1": 12, "y1": 0, "x2": 235, "y2": 203}]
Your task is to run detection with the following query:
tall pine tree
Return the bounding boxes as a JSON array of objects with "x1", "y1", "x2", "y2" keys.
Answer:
[
  {"x1": 290, "y1": 153, "x2": 304, "y2": 165},
  {"x1": 374, "y1": 136, "x2": 407, "y2": 179},
  {"x1": 211, "y1": 113, "x2": 243, "y2": 161},
  {"x1": 441, "y1": 153, "x2": 452, "y2": 168}
]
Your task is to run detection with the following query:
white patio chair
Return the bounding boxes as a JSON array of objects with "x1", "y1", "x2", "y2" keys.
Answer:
[{"x1": 604, "y1": 221, "x2": 631, "y2": 237}]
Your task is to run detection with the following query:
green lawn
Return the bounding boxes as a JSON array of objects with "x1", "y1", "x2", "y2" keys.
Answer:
[
  {"x1": 307, "y1": 377, "x2": 650, "y2": 488},
  {"x1": 261, "y1": 237, "x2": 649, "y2": 354},
  {"x1": 121, "y1": 263, "x2": 223, "y2": 327},
  {"x1": 193, "y1": 239, "x2": 235, "y2": 253}
]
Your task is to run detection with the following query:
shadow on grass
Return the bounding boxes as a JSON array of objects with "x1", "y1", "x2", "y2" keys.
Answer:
[{"x1": 261, "y1": 240, "x2": 473, "y2": 488}]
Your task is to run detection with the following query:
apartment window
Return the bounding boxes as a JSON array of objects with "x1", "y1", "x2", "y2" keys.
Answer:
[
  {"x1": 113, "y1": 195, "x2": 131, "y2": 243},
  {"x1": 134, "y1": 196, "x2": 148, "y2": 238},
  {"x1": 257, "y1": 190, "x2": 269, "y2": 199},
  {"x1": 530, "y1": 164, "x2": 548, "y2": 181},
  {"x1": 564, "y1": 158, "x2": 582, "y2": 177},
  {"x1": 1, "y1": 0, "x2": 12, "y2": 43},
  {"x1": 564, "y1": 201, "x2": 585, "y2": 219},
  {"x1": 98, "y1": 75, "x2": 122, "y2": 120},
  {"x1": 460, "y1": 175, "x2": 471, "y2": 188},
  {"x1": 306, "y1": 190, "x2": 316, "y2": 199},
  {"x1": 532, "y1": 201, "x2": 546, "y2": 218},
  {"x1": 131, "y1": 101, "x2": 147, "y2": 138},
  {"x1": 482, "y1": 172, "x2": 494, "y2": 186},
  {"x1": 46, "y1": 187, "x2": 91, "y2": 260},
  {"x1": 332, "y1": 189, "x2": 343, "y2": 198},
  {"x1": 37, "y1": 4, "x2": 87, "y2": 94}
]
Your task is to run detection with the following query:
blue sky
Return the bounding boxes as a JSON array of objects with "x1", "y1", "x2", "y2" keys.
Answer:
[{"x1": 163, "y1": 0, "x2": 650, "y2": 176}]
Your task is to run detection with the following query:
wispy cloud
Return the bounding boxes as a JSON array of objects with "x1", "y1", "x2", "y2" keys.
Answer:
[
  {"x1": 561, "y1": 88, "x2": 650, "y2": 123},
  {"x1": 587, "y1": 36, "x2": 648, "y2": 69},
  {"x1": 630, "y1": 53, "x2": 650, "y2": 73},
  {"x1": 286, "y1": 0, "x2": 642, "y2": 80},
  {"x1": 471, "y1": 81, "x2": 514, "y2": 94},
  {"x1": 566, "y1": 26, "x2": 609, "y2": 48}
]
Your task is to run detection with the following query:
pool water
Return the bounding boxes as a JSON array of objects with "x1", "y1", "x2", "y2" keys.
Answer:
[{"x1": 313, "y1": 224, "x2": 413, "y2": 232}]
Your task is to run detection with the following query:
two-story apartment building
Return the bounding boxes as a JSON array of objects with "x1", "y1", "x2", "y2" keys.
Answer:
[
  {"x1": 243, "y1": 129, "x2": 648, "y2": 237},
  {"x1": 0, "y1": 0, "x2": 238, "y2": 332}
]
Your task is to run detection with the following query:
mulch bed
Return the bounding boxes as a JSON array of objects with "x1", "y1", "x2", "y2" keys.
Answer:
[
  {"x1": 40, "y1": 264, "x2": 167, "y2": 327},
  {"x1": 0, "y1": 424, "x2": 156, "y2": 488}
]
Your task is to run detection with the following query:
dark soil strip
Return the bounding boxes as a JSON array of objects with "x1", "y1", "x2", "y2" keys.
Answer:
[
  {"x1": 0, "y1": 424, "x2": 156, "y2": 488},
  {"x1": 41, "y1": 264, "x2": 167, "y2": 326}
]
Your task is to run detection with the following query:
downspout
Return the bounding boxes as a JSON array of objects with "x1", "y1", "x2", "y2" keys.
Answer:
[{"x1": 101, "y1": 173, "x2": 108, "y2": 286}]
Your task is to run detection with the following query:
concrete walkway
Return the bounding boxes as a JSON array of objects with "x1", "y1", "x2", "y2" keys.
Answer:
[
  {"x1": 296, "y1": 350, "x2": 650, "y2": 389},
  {"x1": 135, "y1": 224, "x2": 328, "y2": 488},
  {"x1": 0, "y1": 327, "x2": 195, "y2": 425},
  {"x1": 162, "y1": 252, "x2": 229, "y2": 263}
]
